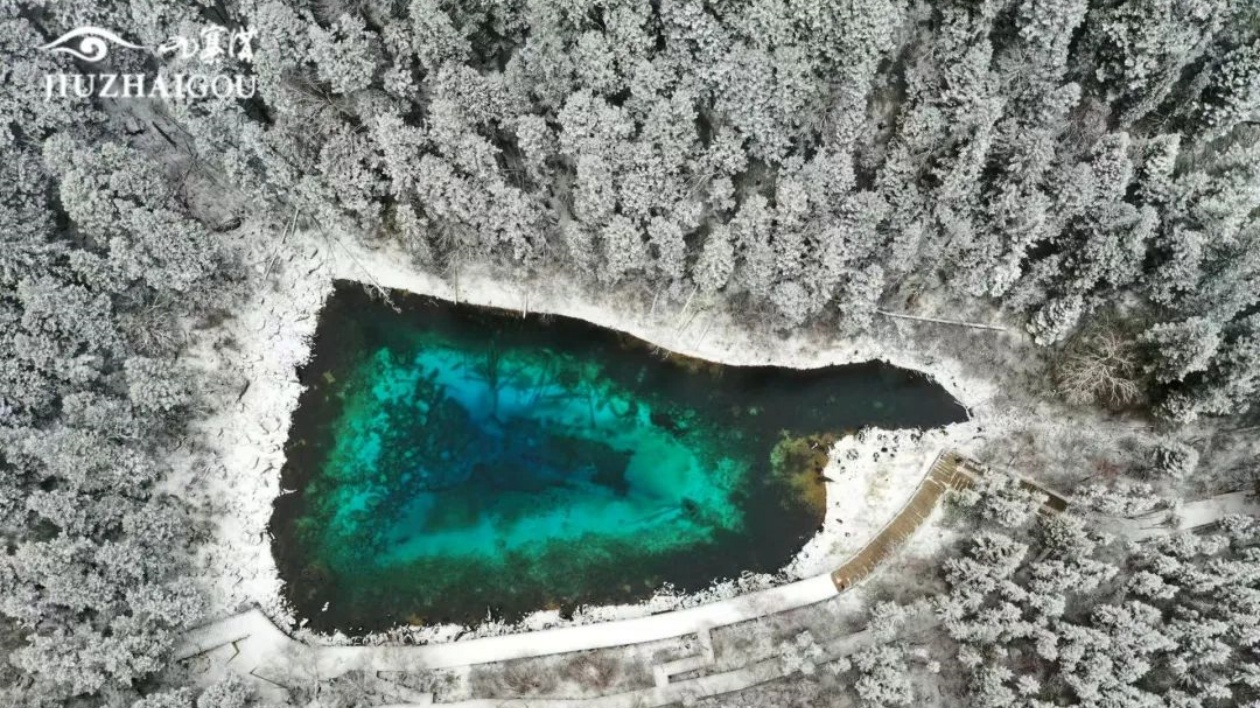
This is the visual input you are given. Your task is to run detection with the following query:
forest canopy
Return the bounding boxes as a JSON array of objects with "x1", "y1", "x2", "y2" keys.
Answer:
[
  {"x1": 6, "y1": 0, "x2": 1260, "y2": 419},
  {"x1": 2, "y1": 0, "x2": 1260, "y2": 705}
]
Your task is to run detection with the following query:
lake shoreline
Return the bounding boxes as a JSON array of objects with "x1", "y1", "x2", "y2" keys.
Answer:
[
  {"x1": 272, "y1": 282, "x2": 966, "y2": 634},
  {"x1": 182, "y1": 226, "x2": 1005, "y2": 647}
]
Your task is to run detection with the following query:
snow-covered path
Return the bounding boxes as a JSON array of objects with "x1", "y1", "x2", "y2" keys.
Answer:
[
  {"x1": 177, "y1": 574, "x2": 838, "y2": 676},
  {"x1": 1107, "y1": 491, "x2": 1260, "y2": 539},
  {"x1": 374, "y1": 628, "x2": 877, "y2": 708},
  {"x1": 179, "y1": 583, "x2": 881, "y2": 707}
]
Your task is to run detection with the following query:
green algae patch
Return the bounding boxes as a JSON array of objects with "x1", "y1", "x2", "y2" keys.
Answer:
[
  {"x1": 272, "y1": 283, "x2": 968, "y2": 634},
  {"x1": 770, "y1": 432, "x2": 841, "y2": 523}
]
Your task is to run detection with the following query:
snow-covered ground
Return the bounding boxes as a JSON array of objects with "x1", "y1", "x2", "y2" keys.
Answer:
[
  {"x1": 183, "y1": 225, "x2": 1008, "y2": 647},
  {"x1": 787, "y1": 422, "x2": 982, "y2": 578}
]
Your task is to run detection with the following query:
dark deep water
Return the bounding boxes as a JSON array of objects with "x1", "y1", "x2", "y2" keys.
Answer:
[{"x1": 272, "y1": 281, "x2": 968, "y2": 634}]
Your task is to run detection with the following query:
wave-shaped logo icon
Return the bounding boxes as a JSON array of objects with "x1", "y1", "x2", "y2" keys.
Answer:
[{"x1": 37, "y1": 27, "x2": 146, "y2": 63}]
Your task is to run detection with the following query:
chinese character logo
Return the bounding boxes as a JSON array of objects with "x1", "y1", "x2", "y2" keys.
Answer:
[{"x1": 156, "y1": 26, "x2": 255, "y2": 64}]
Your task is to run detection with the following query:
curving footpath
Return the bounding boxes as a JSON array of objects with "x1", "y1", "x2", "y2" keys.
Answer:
[{"x1": 178, "y1": 575, "x2": 839, "y2": 676}]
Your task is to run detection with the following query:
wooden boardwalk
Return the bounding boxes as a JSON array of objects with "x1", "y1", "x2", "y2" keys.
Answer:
[
  {"x1": 830, "y1": 451, "x2": 974, "y2": 591},
  {"x1": 829, "y1": 450, "x2": 1075, "y2": 592}
]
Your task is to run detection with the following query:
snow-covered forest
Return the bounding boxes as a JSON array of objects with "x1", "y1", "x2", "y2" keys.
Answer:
[{"x1": 2, "y1": 0, "x2": 1260, "y2": 706}]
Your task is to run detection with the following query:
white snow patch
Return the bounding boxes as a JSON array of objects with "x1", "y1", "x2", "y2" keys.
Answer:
[{"x1": 787, "y1": 421, "x2": 983, "y2": 578}]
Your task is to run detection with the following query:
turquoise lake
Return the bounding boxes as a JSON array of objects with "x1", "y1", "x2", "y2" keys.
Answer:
[{"x1": 272, "y1": 282, "x2": 967, "y2": 634}]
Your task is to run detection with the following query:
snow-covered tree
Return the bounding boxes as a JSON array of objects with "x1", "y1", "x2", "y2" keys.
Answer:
[
  {"x1": 309, "y1": 13, "x2": 379, "y2": 95},
  {"x1": 694, "y1": 225, "x2": 736, "y2": 295},
  {"x1": 852, "y1": 644, "x2": 914, "y2": 707},
  {"x1": 1142, "y1": 317, "x2": 1223, "y2": 384},
  {"x1": 600, "y1": 215, "x2": 649, "y2": 284},
  {"x1": 1198, "y1": 40, "x2": 1260, "y2": 139}
]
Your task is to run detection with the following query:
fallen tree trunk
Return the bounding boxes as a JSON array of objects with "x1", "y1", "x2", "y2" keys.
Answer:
[{"x1": 877, "y1": 309, "x2": 1006, "y2": 331}]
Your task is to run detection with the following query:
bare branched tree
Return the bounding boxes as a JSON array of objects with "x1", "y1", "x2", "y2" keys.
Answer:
[
  {"x1": 1055, "y1": 329, "x2": 1143, "y2": 408},
  {"x1": 493, "y1": 661, "x2": 557, "y2": 697},
  {"x1": 562, "y1": 650, "x2": 622, "y2": 690}
]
